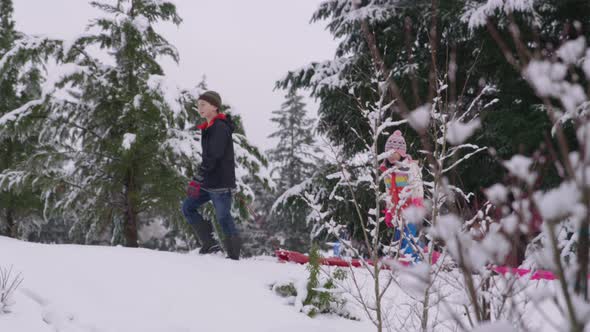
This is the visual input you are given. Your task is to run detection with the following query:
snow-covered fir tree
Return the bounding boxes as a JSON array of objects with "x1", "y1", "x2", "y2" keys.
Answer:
[
  {"x1": 44, "y1": 0, "x2": 188, "y2": 247},
  {"x1": 0, "y1": 0, "x2": 22, "y2": 238},
  {"x1": 267, "y1": 89, "x2": 320, "y2": 251},
  {"x1": 268, "y1": 89, "x2": 318, "y2": 191},
  {"x1": 0, "y1": 0, "x2": 266, "y2": 249},
  {"x1": 0, "y1": 0, "x2": 57, "y2": 239}
]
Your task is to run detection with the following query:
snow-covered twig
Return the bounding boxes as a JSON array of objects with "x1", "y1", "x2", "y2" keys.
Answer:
[{"x1": 0, "y1": 266, "x2": 23, "y2": 315}]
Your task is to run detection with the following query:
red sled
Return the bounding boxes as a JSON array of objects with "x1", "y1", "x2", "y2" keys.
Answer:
[
  {"x1": 491, "y1": 266, "x2": 590, "y2": 281},
  {"x1": 275, "y1": 249, "x2": 590, "y2": 281},
  {"x1": 275, "y1": 249, "x2": 441, "y2": 269}
]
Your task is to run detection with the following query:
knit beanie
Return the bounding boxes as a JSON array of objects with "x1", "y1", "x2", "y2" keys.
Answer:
[
  {"x1": 385, "y1": 130, "x2": 407, "y2": 157},
  {"x1": 198, "y1": 91, "x2": 222, "y2": 110}
]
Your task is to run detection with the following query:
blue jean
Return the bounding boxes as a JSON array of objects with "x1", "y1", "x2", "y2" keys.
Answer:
[
  {"x1": 393, "y1": 223, "x2": 420, "y2": 260},
  {"x1": 182, "y1": 190, "x2": 238, "y2": 237}
]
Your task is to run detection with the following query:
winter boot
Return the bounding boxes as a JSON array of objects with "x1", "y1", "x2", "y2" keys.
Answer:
[
  {"x1": 190, "y1": 220, "x2": 221, "y2": 254},
  {"x1": 223, "y1": 235, "x2": 241, "y2": 260}
]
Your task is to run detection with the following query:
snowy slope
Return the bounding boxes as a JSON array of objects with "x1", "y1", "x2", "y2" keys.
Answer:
[{"x1": 0, "y1": 236, "x2": 373, "y2": 332}]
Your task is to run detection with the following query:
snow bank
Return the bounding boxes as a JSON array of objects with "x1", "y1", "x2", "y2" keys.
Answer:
[{"x1": 0, "y1": 236, "x2": 372, "y2": 332}]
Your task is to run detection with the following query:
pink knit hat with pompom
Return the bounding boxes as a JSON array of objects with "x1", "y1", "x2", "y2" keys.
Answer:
[{"x1": 385, "y1": 130, "x2": 407, "y2": 157}]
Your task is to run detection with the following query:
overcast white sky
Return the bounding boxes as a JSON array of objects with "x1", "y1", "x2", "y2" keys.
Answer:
[{"x1": 12, "y1": 0, "x2": 337, "y2": 151}]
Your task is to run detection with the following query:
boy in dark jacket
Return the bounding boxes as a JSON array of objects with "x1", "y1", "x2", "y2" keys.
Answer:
[{"x1": 182, "y1": 91, "x2": 241, "y2": 260}]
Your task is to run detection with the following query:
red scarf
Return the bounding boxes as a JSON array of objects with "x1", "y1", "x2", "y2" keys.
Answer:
[{"x1": 197, "y1": 113, "x2": 227, "y2": 130}]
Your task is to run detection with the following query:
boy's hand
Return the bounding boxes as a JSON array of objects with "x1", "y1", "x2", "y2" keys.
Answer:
[{"x1": 187, "y1": 180, "x2": 201, "y2": 198}]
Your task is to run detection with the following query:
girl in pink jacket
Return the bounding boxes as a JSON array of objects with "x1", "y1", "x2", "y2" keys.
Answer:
[{"x1": 381, "y1": 130, "x2": 424, "y2": 258}]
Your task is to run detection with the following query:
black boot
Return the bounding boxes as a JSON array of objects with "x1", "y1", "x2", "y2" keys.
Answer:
[
  {"x1": 190, "y1": 221, "x2": 221, "y2": 254},
  {"x1": 224, "y1": 235, "x2": 241, "y2": 260}
]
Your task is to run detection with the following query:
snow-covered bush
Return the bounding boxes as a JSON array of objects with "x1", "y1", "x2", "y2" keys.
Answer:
[
  {"x1": 301, "y1": 245, "x2": 350, "y2": 318},
  {"x1": 271, "y1": 246, "x2": 358, "y2": 320},
  {"x1": 272, "y1": 281, "x2": 297, "y2": 298}
]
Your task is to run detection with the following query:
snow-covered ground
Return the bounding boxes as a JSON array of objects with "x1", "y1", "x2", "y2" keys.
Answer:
[
  {"x1": 0, "y1": 235, "x2": 574, "y2": 332},
  {"x1": 0, "y1": 236, "x2": 373, "y2": 332}
]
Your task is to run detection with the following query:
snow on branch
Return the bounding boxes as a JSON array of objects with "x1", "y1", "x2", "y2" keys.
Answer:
[
  {"x1": 533, "y1": 181, "x2": 582, "y2": 221},
  {"x1": 503, "y1": 155, "x2": 537, "y2": 186},
  {"x1": 376, "y1": 118, "x2": 407, "y2": 137},
  {"x1": 315, "y1": 0, "x2": 407, "y2": 35},
  {"x1": 524, "y1": 60, "x2": 587, "y2": 113},
  {"x1": 445, "y1": 119, "x2": 481, "y2": 145},
  {"x1": 407, "y1": 104, "x2": 431, "y2": 132},
  {"x1": 0, "y1": 62, "x2": 89, "y2": 128},
  {"x1": 162, "y1": 128, "x2": 200, "y2": 161},
  {"x1": 282, "y1": 57, "x2": 354, "y2": 92},
  {"x1": 146, "y1": 74, "x2": 184, "y2": 117},
  {"x1": 442, "y1": 146, "x2": 488, "y2": 174},
  {"x1": 272, "y1": 179, "x2": 313, "y2": 213},
  {"x1": 462, "y1": 0, "x2": 536, "y2": 30},
  {"x1": 0, "y1": 98, "x2": 44, "y2": 127}
]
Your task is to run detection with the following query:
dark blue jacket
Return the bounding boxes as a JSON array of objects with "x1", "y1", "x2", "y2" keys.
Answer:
[{"x1": 197, "y1": 114, "x2": 236, "y2": 190}]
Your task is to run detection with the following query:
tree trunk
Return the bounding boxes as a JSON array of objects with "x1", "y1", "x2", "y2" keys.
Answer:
[
  {"x1": 575, "y1": 199, "x2": 589, "y2": 299},
  {"x1": 124, "y1": 169, "x2": 139, "y2": 247},
  {"x1": 6, "y1": 205, "x2": 16, "y2": 238},
  {"x1": 124, "y1": 206, "x2": 139, "y2": 248},
  {"x1": 2, "y1": 139, "x2": 17, "y2": 238},
  {"x1": 481, "y1": 277, "x2": 491, "y2": 321}
]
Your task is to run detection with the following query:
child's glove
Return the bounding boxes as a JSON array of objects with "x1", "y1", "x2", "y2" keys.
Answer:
[
  {"x1": 384, "y1": 210, "x2": 394, "y2": 228},
  {"x1": 410, "y1": 197, "x2": 424, "y2": 207},
  {"x1": 187, "y1": 180, "x2": 201, "y2": 198}
]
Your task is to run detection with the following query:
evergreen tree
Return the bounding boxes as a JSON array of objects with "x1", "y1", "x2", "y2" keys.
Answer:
[
  {"x1": 242, "y1": 173, "x2": 277, "y2": 255},
  {"x1": 0, "y1": 0, "x2": 56, "y2": 239},
  {"x1": 277, "y1": 0, "x2": 590, "y2": 235},
  {"x1": 267, "y1": 89, "x2": 320, "y2": 251},
  {"x1": 48, "y1": 0, "x2": 187, "y2": 247},
  {"x1": 268, "y1": 89, "x2": 318, "y2": 191},
  {"x1": 0, "y1": 0, "x2": 20, "y2": 238},
  {"x1": 1, "y1": 0, "x2": 191, "y2": 247},
  {"x1": 276, "y1": 0, "x2": 449, "y2": 239},
  {"x1": 0, "y1": 0, "x2": 15, "y2": 52},
  {"x1": 0, "y1": 1, "x2": 268, "y2": 248},
  {"x1": 457, "y1": 0, "x2": 590, "y2": 194}
]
